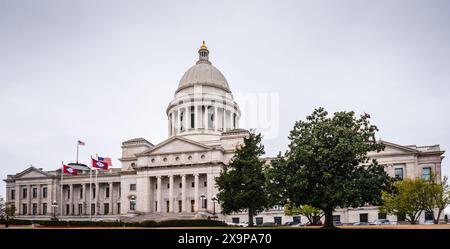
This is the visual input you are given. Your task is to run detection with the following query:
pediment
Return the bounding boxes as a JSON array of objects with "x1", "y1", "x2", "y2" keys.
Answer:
[
  {"x1": 15, "y1": 167, "x2": 50, "y2": 179},
  {"x1": 378, "y1": 140, "x2": 419, "y2": 154},
  {"x1": 138, "y1": 136, "x2": 212, "y2": 156}
]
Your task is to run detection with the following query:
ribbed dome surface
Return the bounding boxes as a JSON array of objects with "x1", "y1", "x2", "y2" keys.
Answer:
[{"x1": 176, "y1": 63, "x2": 231, "y2": 93}]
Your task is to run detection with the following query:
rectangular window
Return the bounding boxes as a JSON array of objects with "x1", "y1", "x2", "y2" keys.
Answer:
[
  {"x1": 155, "y1": 183, "x2": 158, "y2": 190},
  {"x1": 179, "y1": 182, "x2": 182, "y2": 188},
  {"x1": 32, "y1": 188, "x2": 37, "y2": 198},
  {"x1": 204, "y1": 181, "x2": 207, "y2": 187},
  {"x1": 130, "y1": 201, "x2": 136, "y2": 211},
  {"x1": 256, "y1": 217, "x2": 264, "y2": 225},
  {"x1": 11, "y1": 189, "x2": 15, "y2": 200},
  {"x1": 42, "y1": 203, "x2": 47, "y2": 215},
  {"x1": 167, "y1": 183, "x2": 170, "y2": 189},
  {"x1": 166, "y1": 201, "x2": 170, "y2": 212},
  {"x1": 117, "y1": 203, "x2": 121, "y2": 214},
  {"x1": 66, "y1": 204, "x2": 70, "y2": 215},
  {"x1": 191, "y1": 182, "x2": 195, "y2": 188},
  {"x1": 91, "y1": 204, "x2": 95, "y2": 215},
  {"x1": 130, "y1": 184, "x2": 136, "y2": 191},
  {"x1": 190, "y1": 200, "x2": 195, "y2": 212},
  {"x1": 93, "y1": 186, "x2": 96, "y2": 198},
  {"x1": 378, "y1": 212, "x2": 387, "y2": 219},
  {"x1": 274, "y1": 217, "x2": 282, "y2": 225},
  {"x1": 78, "y1": 204, "x2": 83, "y2": 215},
  {"x1": 104, "y1": 203, "x2": 109, "y2": 214},
  {"x1": 32, "y1": 203, "x2": 37, "y2": 215},
  {"x1": 178, "y1": 200, "x2": 182, "y2": 213},
  {"x1": 22, "y1": 204, "x2": 27, "y2": 215},
  {"x1": 202, "y1": 198, "x2": 207, "y2": 209},
  {"x1": 105, "y1": 187, "x2": 110, "y2": 198},
  {"x1": 394, "y1": 168, "x2": 404, "y2": 179},
  {"x1": 360, "y1": 213, "x2": 368, "y2": 223},
  {"x1": 422, "y1": 167, "x2": 431, "y2": 180},
  {"x1": 293, "y1": 216, "x2": 301, "y2": 224},
  {"x1": 22, "y1": 188, "x2": 27, "y2": 199},
  {"x1": 332, "y1": 215, "x2": 341, "y2": 222},
  {"x1": 42, "y1": 187, "x2": 47, "y2": 198},
  {"x1": 67, "y1": 189, "x2": 70, "y2": 199},
  {"x1": 232, "y1": 217, "x2": 240, "y2": 224},
  {"x1": 79, "y1": 188, "x2": 83, "y2": 199},
  {"x1": 155, "y1": 201, "x2": 158, "y2": 212}
]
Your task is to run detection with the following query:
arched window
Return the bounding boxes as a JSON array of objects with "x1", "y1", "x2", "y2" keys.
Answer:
[{"x1": 208, "y1": 107, "x2": 214, "y2": 129}]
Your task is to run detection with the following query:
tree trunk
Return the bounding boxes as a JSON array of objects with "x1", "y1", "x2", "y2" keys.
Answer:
[
  {"x1": 435, "y1": 209, "x2": 443, "y2": 224},
  {"x1": 248, "y1": 209, "x2": 254, "y2": 227},
  {"x1": 322, "y1": 207, "x2": 335, "y2": 229}
]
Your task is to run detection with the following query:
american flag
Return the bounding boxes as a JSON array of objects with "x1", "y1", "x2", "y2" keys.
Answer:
[{"x1": 78, "y1": 140, "x2": 85, "y2": 146}]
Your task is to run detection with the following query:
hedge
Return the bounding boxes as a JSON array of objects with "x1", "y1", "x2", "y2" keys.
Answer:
[{"x1": 0, "y1": 219, "x2": 225, "y2": 227}]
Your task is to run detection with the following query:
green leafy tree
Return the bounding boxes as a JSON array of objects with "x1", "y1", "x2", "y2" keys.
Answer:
[
  {"x1": 284, "y1": 199, "x2": 323, "y2": 225},
  {"x1": 0, "y1": 197, "x2": 16, "y2": 228},
  {"x1": 422, "y1": 175, "x2": 450, "y2": 224},
  {"x1": 380, "y1": 178, "x2": 428, "y2": 224},
  {"x1": 268, "y1": 108, "x2": 391, "y2": 228},
  {"x1": 216, "y1": 131, "x2": 270, "y2": 227}
]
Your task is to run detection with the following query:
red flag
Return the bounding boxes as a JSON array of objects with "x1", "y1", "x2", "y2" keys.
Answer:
[
  {"x1": 92, "y1": 158, "x2": 109, "y2": 170},
  {"x1": 63, "y1": 165, "x2": 78, "y2": 175},
  {"x1": 78, "y1": 140, "x2": 85, "y2": 146},
  {"x1": 97, "y1": 156, "x2": 112, "y2": 166}
]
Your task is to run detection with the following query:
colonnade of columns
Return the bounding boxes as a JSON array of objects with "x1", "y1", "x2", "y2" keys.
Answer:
[
  {"x1": 168, "y1": 104, "x2": 238, "y2": 136},
  {"x1": 58, "y1": 182, "x2": 120, "y2": 216},
  {"x1": 135, "y1": 173, "x2": 217, "y2": 214}
]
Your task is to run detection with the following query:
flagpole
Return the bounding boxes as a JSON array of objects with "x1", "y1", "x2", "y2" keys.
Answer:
[
  {"x1": 89, "y1": 156, "x2": 92, "y2": 221},
  {"x1": 76, "y1": 141, "x2": 79, "y2": 164},
  {"x1": 60, "y1": 162, "x2": 64, "y2": 219},
  {"x1": 95, "y1": 168, "x2": 98, "y2": 221}
]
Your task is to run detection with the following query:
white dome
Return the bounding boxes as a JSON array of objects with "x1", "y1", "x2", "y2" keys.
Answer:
[{"x1": 176, "y1": 63, "x2": 231, "y2": 93}]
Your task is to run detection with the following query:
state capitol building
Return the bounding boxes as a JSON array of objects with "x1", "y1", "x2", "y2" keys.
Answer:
[{"x1": 4, "y1": 42, "x2": 445, "y2": 225}]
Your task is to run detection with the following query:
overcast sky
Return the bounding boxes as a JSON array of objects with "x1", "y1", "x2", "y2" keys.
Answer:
[{"x1": 1, "y1": 0, "x2": 449, "y2": 199}]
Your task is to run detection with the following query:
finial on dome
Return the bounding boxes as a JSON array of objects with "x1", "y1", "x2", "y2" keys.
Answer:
[
  {"x1": 200, "y1": 40, "x2": 207, "y2": 49},
  {"x1": 197, "y1": 40, "x2": 211, "y2": 64}
]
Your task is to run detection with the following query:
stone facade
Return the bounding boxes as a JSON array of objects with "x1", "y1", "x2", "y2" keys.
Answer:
[{"x1": 3, "y1": 43, "x2": 446, "y2": 224}]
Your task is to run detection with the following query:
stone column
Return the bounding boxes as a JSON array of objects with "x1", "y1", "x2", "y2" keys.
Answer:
[
  {"x1": 95, "y1": 182, "x2": 100, "y2": 215},
  {"x1": 181, "y1": 174, "x2": 186, "y2": 212},
  {"x1": 156, "y1": 176, "x2": 162, "y2": 213},
  {"x1": 183, "y1": 107, "x2": 188, "y2": 131},
  {"x1": 169, "y1": 175, "x2": 174, "y2": 212},
  {"x1": 207, "y1": 174, "x2": 214, "y2": 211},
  {"x1": 194, "y1": 173, "x2": 199, "y2": 211},
  {"x1": 204, "y1": 106, "x2": 209, "y2": 129},
  {"x1": 137, "y1": 177, "x2": 150, "y2": 213},
  {"x1": 14, "y1": 185, "x2": 20, "y2": 215},
  {"x1": 69, "y1": 184, "x2": 74, "y2": 215},
  {"x1": 47, "y1": 183, "x2": 53, "y2": 216},
  {"x1": 27, "y1": 185, "x2": 31, "y2": 215},
  {"x1": 37, "y1": 185, "x2": 41, "y2": 215},
  {"x1": 109, "y1": 182, "x2": 114, "y2": 215},
  {"x1": 171, "y1": 112, "x2": 175, "y2": 136},
  {"x1": 214, "y1": 106, "x2": 219, "y2": 131},
  {"x1": 82, "y1": 183, "x2": 87, "y2": 214}
]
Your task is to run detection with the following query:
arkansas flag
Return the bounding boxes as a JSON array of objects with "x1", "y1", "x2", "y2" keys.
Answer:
[
  {"x1": 92, "y1": 158, "x2": 109, "y2": 170},
  {"x1": 63, "y1": 165, "x2": 78, "y2": 175},
  {"x1": 98, "y1": 156, "x2": 112, "y2": 167}
]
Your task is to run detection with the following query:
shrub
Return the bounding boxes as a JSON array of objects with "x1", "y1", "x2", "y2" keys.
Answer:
[{"x1": 157, "y1": 219, "x2": 227, "y2": 227}]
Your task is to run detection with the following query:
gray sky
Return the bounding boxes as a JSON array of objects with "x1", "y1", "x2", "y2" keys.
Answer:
[{"x1": 1, "y1": 0, "x2": 449, "y2": 199}]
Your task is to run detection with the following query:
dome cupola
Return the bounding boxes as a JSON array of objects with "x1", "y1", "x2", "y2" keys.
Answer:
[{"x1": 166, "y1": 42, "x2": 241, "y2": 143}]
